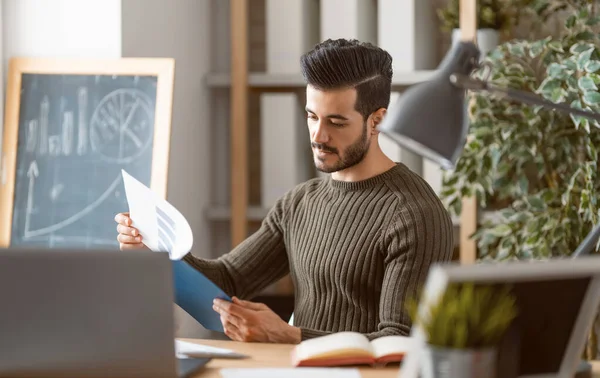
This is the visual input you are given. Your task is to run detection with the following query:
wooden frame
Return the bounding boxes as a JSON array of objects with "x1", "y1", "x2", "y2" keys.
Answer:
[
  {"x1": 230, "y1": 0, "x2": 249, "y2": 247},
  {"x1": 459, "y1": 0, "x2": 478, "y2": 264},
  {"x1": 0, "y1": 57, "x2": 175, "y2": 247}
]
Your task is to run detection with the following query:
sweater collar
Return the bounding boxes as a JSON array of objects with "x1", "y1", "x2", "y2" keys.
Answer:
[{"x1": 327, "y1": 163, "x2": 404, "y2": 191}]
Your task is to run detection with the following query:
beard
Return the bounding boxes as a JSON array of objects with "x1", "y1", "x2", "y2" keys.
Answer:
[{"x1": 312, "y1": 122, "x2": 370, "y2": 173}]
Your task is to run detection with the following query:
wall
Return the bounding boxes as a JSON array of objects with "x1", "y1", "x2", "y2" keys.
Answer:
[
  {"x1": 121, "y1": 0, "x2": 214, "y2": 339},
  {"x1": 1, "y1": 0, "x2": 122, "y2": 154}
]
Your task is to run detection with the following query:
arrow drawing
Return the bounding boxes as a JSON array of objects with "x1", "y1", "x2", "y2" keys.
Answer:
[
  {"x1": 24, "y1": 160, "x2": 39, "y2": 236},
  {"x1": 23, "y1": 168, "x2": 122, "y2": 239}
]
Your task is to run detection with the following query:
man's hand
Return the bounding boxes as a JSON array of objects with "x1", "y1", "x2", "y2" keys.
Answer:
[
  {"x1": 114, "y1": 212, "x2": 149, "y2": 251},
  {"x1": 213, "y1": 297, "x2": 301, "y2": 344}
]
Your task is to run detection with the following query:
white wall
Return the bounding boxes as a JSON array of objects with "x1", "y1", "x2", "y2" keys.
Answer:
[
  {"x1": 121, "y1": 0, "x2": 213, "y2": 339},
  {"x1": 1, "y1": 0, "x2": 122, "y2": 153},
  {"x1": 2, "y1": 0, "x2": 121, "y2": 64}
]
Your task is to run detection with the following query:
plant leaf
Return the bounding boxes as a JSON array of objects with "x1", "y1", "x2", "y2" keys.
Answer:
[
  {"x1": 579, "y1": 76, "x2": 597, "y2": 91},
  {"x1": 583, "y1": 91, "x2": 600, "y2": 106}
]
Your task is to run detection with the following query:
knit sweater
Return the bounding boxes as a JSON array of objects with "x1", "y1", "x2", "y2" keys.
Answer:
[{"x1": 184, "y1": 163, "x2": 454, "y2": 341}]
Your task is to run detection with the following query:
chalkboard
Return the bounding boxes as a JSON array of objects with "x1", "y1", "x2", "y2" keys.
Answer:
[{"x1": 0, "y1": 58, "x2": 175, "y2": 249}]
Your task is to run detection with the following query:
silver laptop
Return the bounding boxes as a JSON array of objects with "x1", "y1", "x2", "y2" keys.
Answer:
[{"x1": 0, "y1": 248, "x2": 209, "y2": 378}]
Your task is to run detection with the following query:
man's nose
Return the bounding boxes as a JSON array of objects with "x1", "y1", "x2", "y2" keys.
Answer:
[{"x1": 312, "y1": 123, "x2": 328, "y2": 144}]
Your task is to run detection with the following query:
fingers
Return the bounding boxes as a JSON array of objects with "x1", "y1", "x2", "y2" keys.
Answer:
[
  {"x1": 114, "y1": 212, "x2": 132, "y2": 226},
  {"x1": 117, "y1": 224, "x2": 139, "y2": 237},
  {"x1": 221, "y1": 316, "x2": 243, "y2": 341},
  {"x1": 115, "y1": 212, "x2": 144, "y2": 251},
  {"x1": 214, "y1": 299, "x2": 252, "y2": 319},
  {"x1": 213, "y1": 300, "x2": 244, "y2": 323},
  {"x1": 232, "y1": 297, "x2": 268, "y2": 311},
  {"x1": 117, "y1": 233, "x2": 142, "y2": 244}
]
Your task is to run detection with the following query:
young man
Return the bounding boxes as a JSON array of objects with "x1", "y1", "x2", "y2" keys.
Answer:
[{"x1": 115, "y1": 39, "x2": 454, "y2": 344}]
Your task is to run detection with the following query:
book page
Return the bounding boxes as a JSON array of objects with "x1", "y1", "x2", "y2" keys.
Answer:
[
  {"x1": 371, "y1": 335, "x2": 413, "y2": 360},
  {"x1": 294, "y1": 332, "x2": 374, "y2": 361}
]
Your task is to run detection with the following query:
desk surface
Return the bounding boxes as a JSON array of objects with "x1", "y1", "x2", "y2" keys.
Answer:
[
  {"x1": 182, "y1": 339, "x2": 600, "y2": 378},
  {"x1": 184, "y1": 338, "x2": 399, "y2": 377}
]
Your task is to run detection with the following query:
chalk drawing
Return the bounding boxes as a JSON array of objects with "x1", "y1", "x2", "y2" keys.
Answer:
[
  {"x1": 26, "y1": 120, "x2": 38, "y2": 153},
  {"x1": 62, "y1": 111, "x2": 74, "y2": 156},
  {"x1": 77, "y1": 87, "x2": 88, "y2": 156},
  {"x1": 39, "y1": 97, "x2": 49, "y2": 156},
  {"x1": 89, "y1": 89, "x2": 153, "y2": 164}
]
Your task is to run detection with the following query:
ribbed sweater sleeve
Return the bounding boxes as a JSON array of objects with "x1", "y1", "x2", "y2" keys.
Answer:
[{"x1": 183, "y1": 193, "x2": 291, "y2": 300}]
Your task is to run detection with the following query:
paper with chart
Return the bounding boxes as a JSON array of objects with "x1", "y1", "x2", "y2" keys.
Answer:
[{"x1": 121, "y1": 170, "x2": 192, "y2": 260}]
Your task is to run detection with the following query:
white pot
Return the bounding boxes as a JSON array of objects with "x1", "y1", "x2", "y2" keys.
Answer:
[
  {"x1": 420, "y1": 346, "x2": 497, "y2": 378},
  {"x1": 452, "y1": 28, "x2": 500, "y2": 60}
]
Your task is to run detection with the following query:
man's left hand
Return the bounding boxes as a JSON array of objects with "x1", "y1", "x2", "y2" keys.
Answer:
[{"x1": 212, "y1": 297, "x2": 301, "y2": 344}]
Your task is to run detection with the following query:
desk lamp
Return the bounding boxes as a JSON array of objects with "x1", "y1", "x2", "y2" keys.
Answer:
[{"x1": 377, "y1": 39, "x2": 600, "y2": 258}]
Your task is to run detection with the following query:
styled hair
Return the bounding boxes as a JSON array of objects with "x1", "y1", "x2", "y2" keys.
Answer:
[{"x1": 300, "y1": 38, "x2": 393, "y2": 120}]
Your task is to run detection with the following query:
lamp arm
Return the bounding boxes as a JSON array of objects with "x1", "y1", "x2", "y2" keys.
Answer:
[{"x1": 450, "y1": 73, "x2": 600, "y2": 123}]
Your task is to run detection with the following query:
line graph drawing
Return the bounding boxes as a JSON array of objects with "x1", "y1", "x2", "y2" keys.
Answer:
[
  {"x1": 23, "y1": 160, "x2": 122, "y2": 239},
  {"x1": 62, "y1": 111, "x2": 74, "y2": 156},
  {"x1": 39, "y1": 96, "x2": 49, "y2": 156},
  {"x1": 90, "y1": 89, "x2": 153, "y2": 164},
  {"x1": 77, "y1": 87, "x2": 88, "y2": 156},
  {"x1": 26, "y1": 120, "x2": 38, "y2": 153}
]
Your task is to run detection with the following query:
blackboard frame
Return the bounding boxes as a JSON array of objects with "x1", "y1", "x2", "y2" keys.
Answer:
[{"x1": 0, "y1": 57, "x2": 175, "y2": 247}]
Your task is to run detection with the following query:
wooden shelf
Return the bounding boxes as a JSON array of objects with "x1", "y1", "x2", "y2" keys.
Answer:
[{"x1": 205, "y1": 70, "x2": 437, "y2": 89}]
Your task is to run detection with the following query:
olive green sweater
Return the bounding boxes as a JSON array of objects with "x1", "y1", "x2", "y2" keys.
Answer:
[{"x1": 184, "y1": 163, "x2": 454, "y2": 340}]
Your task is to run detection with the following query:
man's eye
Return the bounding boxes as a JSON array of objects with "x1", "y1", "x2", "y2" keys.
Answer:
[
  {"x1": 307, "y1": 114, "x2": 317, "y2": 121},
  {"x1": 330, "y1": 122, "x2": 345, "y2": 127}
]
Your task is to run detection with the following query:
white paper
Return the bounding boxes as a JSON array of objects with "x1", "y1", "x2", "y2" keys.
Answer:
[
  {"x1": 219, "y1": 368, "x2": 361, "y2": 378},
  {"x1": 121, "y1": 170, "x2": 193, "y2": 260},
  {"x1": 175, "y1": 339, "x2": 244, "y2": 359}
]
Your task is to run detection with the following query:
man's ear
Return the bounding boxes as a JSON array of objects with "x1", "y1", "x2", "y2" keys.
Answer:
[{"x1": 370, "y1": 108, "x2": 387, "y2": 134}]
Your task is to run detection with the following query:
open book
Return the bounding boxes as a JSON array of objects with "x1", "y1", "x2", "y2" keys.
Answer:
[{"x1": 291, "y1": 332, "x2": 412, "y2": 367}]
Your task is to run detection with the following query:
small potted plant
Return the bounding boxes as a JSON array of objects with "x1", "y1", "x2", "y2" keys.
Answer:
[
  {"x1": 437, "y1": 0, "x2": 520, "y2": 58},
  {"x1": 408, "y1": 283, "x2": 518, "y2": 378}
]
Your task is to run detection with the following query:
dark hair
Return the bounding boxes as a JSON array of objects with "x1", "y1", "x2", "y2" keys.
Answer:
[{"x1": 300, "y1": 38, "x2": 393, "y2": 120}]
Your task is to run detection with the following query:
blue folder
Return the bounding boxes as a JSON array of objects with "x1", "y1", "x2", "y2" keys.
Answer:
[{"x1": 171, "y1": 259, "x2": 231, "y2": 332}]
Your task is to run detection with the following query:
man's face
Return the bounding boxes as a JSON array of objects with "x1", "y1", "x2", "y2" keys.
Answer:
[{"x1": 305, "y1": 85, "x2": 371, "y2": 173}]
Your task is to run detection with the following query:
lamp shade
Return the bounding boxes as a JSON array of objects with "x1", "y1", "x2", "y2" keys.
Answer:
[{"x1": 378, "y1": 41, "x2": 481, "y2": 170}]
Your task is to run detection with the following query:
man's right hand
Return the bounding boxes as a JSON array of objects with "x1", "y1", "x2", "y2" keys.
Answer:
[{"x1": 115, "y1": 212, "x2": 148, "y2": 251}]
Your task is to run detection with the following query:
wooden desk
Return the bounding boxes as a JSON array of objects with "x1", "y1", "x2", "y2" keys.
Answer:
[
  {"x1": 182, "y1": 338, "x2": 399, "y2": 378},
  {"x1": 183, "y1": 339, "x2": 600, "y2": 378}
]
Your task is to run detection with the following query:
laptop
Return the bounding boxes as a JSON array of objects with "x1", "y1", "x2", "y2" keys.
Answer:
[
  {"x1": 0, "y1": 248, "x2": 210, "y2": 378},
  {"x1": 400, "y1": 256, "x2": 600, "y2": 378}
]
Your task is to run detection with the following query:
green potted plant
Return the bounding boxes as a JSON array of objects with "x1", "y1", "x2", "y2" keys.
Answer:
[
  {"x1": 409, "y1": 283, "x2": 518, "y2": 378},
  {"x1": 437, "y1": 0, "x2": 520, "y2": 58},
  {"x1": 440, "y1": 1, "x2": 600, "y2": 358}
]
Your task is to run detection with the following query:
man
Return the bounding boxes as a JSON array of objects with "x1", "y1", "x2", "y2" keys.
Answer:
[{"x1": 115, "y1": 39, "x2": 454, "y2": 344}]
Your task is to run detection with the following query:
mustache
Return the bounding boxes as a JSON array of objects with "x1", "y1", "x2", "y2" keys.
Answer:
[{"x1": 312, "y1": 143, "x2": 338, "y2": 154}]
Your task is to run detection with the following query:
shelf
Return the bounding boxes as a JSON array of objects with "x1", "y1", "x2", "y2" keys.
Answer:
[{"x1": 205, "y1": 70, "x2": 437, "y2": 89}]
